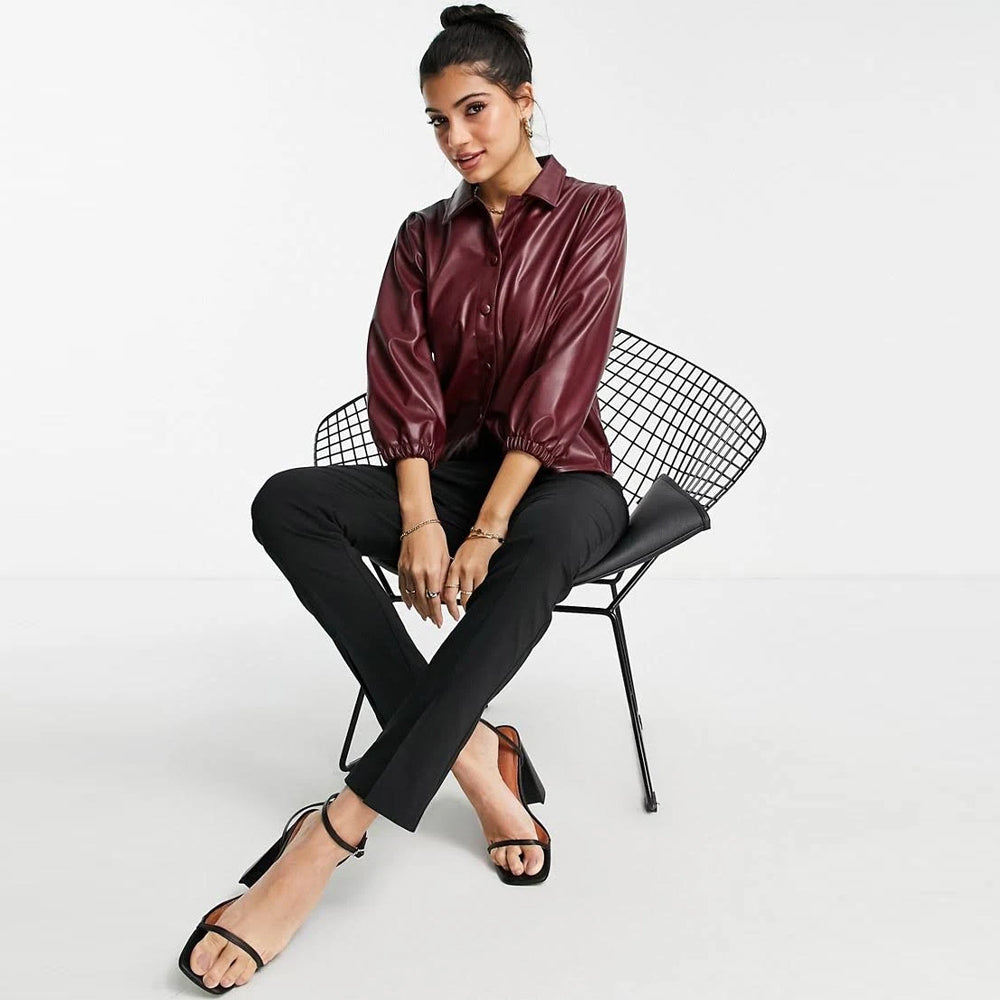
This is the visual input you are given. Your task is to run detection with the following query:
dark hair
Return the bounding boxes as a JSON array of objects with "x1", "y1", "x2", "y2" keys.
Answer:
[{"x1": 420, "y1": 5, "x2": 542, "y2": 137}]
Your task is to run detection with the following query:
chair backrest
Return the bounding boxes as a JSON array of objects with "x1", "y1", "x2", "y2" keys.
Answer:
[
  {"x1": 599, "y1": 328, "x2": 765, "y2": 511},
  {"x1": 315, "y1": 328, "x2": 766, "y2": 512}
]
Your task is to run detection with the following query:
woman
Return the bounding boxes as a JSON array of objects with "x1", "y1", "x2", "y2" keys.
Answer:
[{"x1": 178, "y1": 4, "x2": 630, "y2": 993}]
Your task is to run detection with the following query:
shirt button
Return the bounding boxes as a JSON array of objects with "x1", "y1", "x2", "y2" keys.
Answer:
[
  {"x1": 489, "y1": 254, "x2": 498, "y2": 266},
  {"x1": 481, "y1": 303, "x2": 491, "y2": 315},
  {"x1": 484, "y1": 362, "x2": 491, "y2": 370}
]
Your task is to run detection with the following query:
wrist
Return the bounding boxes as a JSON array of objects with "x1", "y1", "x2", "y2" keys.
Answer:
[
  {"x1": 473, "y1": 510, "x2": 509, "y2": 533},
  {"x1": 467, "y1": 525, "x2": 505, "y2": 546},
  {"x1": 400, "y1": 499, "x2": 438, "y2": 523}
]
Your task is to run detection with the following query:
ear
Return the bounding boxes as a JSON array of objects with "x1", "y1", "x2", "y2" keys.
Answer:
[{"x1": 514, "y1": 84, "x2": 535, "y2": 118}]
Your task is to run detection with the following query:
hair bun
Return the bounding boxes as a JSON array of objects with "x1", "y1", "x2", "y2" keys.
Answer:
[{"x1": 440, "y1": 4, "x2": 498, "y2": 30}]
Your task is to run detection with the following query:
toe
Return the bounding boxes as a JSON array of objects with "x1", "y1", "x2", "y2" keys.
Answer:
[
  {"x1": 190, "y1": 930, "x2": 224, "y2": 976},
  {"x1": 233, "y1": 954, "x2": 258, "y2": 986},
  {"x1": 490, "y1": 847, "x2": 509, "y2": 872},
  {"x1": 218, "y1": 951, "x2": 250, "y2": 989},
  {"x1": 506, "y1": 847, "x2": 525, "y2": 876},
  {"x1": 218, "y1": 954, "x2": 246, "y2": 990},
  {"x1": 523, "y1": 846, "x2": 543, "y2": 876},
  {"x1": 204, "y1": 942, "x2": 242, "y2": 990}
]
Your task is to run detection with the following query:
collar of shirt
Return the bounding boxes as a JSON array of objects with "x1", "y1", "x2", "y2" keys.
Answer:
[{"x1": 442, "y1": 152, "x2": 568, "y2": 223}]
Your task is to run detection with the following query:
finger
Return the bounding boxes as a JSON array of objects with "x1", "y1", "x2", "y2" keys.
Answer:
[
  {"x1": 443, "y1": 568, "x2": 460, "y2": 621},
  {"x1": 402, "y1": 573, "x2": 418, "y2": 612},
  {"x1": 398, "y1": 571, "x2": 412, "y2": 609},
  {"x1": 464, "y1": 566, "x2": 489, "y2": 608},
  {"x1": 457, "y1": 570, "x2": 473, "y2": 616},
  {"x1": 427, "y1": 568, "x2": 444, "y2": 629},
  {"x1": 413, "y1": 570, "x2": 429, "y2": 621},
  {"x1": 417, "y1": 570, "x2": 438, "y2": 624}
]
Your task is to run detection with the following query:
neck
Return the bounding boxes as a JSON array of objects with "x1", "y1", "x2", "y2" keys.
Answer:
[{"x1": 475, "y1": 151, "x2": 543, "y2": 209}]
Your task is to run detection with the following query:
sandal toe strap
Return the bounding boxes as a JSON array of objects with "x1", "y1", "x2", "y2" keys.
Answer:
[
  {"x1": 487, "y1": 838, "x2": 546, "y2": 853},
  {"x1": 197, "y1": 922, "x2": 264, "y2": 970}
]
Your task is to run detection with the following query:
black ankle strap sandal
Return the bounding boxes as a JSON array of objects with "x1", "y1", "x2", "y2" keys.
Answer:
[
  {"x1": 483, "y1": 722, "x2": 552, "y2": 885},
  {"x1": 178, "y1": 791, "x2": 369, "y2": 994},
  {"x1": 480, "y1": 719, "x2": 547, "y2": 805},
  {"x1": 319, "y1": 791, "x2": 367, "y2": 857},
  {"x1": 237, "y1": 791, "x2": 367, "y2": 888}
]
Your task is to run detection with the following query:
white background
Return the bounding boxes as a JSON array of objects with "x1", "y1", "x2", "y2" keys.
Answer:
[
  {"x1": 2, "y1": 4, "x2": 998, "y2": 1000},
  {"x1": 3, "y1": 0, "x2": 997, "y2": 579}
]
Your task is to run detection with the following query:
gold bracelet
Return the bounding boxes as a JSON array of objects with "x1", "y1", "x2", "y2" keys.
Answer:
[
  {"x1": 467, "y1": 526, "x2": 505, "y2": 544},
  {"x1": 400, "y1": 517, "x2": 441, "y2": 541}
]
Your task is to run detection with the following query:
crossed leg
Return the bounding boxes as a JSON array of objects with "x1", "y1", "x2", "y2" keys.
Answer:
[{"x1": 186, "y1": 458, "x2": 629, "y2": 988}]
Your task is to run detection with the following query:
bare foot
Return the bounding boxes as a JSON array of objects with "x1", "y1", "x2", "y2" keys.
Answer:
[
  {"x1": 452, "y1": 722, "x2": 546, "y2": 877},
  {"x1": 187, "y1": 791, "x2": 374, "y2": 990}
]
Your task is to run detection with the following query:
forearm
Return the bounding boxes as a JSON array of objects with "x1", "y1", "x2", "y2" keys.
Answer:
[
  {"x1": 395, "y1": 449, "x2": 542, "y2": 534},
  {"x1": 395, "y1": 458, "x2": 437, "y2": 523},
  {"x1": 475, "y1": 450, "x2": 543, "y2": 530}
]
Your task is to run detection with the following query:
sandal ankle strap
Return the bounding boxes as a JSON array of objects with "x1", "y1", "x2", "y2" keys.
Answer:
[{"x1": 321, "y1": 792, "x2": 367, "y2": 857}]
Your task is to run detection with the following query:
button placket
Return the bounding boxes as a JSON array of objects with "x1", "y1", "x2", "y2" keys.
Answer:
[
  {"x1": 478, "y1": 293, "x2": 494, "y2": 416},
  {"x1": 470, "y1": 225, "x2": 503, "y2": 425}
]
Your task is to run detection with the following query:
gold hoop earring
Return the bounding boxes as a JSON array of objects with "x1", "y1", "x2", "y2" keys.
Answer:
[{"x1": 521, "y1": 116, "x2": 533, "y2": 139}]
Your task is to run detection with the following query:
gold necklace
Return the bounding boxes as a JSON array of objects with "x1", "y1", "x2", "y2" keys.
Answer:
[{"x1": 473, "y1": 184, "x2": 505, "y2": 215}]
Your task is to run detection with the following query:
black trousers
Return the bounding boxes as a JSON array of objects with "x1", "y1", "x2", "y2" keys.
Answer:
[{"x1": 249, "y1": 436, "x2": 630, "y2": 832}]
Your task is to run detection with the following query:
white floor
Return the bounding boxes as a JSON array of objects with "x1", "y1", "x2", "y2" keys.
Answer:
[{"x1": 2, "y1": 577, "x2": 996, "y2": 999}]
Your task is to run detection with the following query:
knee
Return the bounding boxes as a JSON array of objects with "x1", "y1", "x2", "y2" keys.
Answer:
[
  {"x1": 498, "y1": 527, "x2": 579, "y2": 591},
  {"x1": 507, "y1": 515, "x2": 610, "y2": 591},
  {"x1": 507, "y1": 518, "x2": 579, "y2": 566},
  {"x1": 250, "y1": 467, "x2": 311, "y2": 541}
]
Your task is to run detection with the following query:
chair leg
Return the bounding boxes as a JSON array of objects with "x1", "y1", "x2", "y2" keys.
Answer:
[
  {"x1": 338, "y1": 684, "x2": 366, "y2": 772},
  {"x1": 608, "y1": 605, "x2": 658, "y2": 812}
]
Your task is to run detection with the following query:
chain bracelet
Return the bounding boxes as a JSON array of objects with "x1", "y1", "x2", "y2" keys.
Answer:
[
  {"x1": 399, "y1": 519, "x2": 505, "y2": 545},
  {"x1": 399, "y1": 517, "x2": 441, "y2": 541},
  {"x1": 467, "y1": 526, "x2": 505, "y2": 544}
]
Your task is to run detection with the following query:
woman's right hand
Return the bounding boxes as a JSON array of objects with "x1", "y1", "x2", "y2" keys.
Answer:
[{"x1": 398, "y1": 521, "x2": 453, "y2": 628}]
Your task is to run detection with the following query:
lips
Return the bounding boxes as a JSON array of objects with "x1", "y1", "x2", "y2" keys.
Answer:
[{"x1": 457, "y1": 151, "x2": 484, "y2": 170}]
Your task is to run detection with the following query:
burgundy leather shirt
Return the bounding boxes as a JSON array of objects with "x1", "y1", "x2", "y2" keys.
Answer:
[{"x1": 365, "y1": 153, "x2": 626, "y2": 477}]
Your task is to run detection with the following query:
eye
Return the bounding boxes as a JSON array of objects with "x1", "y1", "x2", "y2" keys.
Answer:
[{"x1": 427, "y1": 101, "x2": 487, "y2": 129}]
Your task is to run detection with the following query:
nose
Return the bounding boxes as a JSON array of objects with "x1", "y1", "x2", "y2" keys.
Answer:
[{"x1": 446, "y1": 124, "x2": 472, "y2": 152}]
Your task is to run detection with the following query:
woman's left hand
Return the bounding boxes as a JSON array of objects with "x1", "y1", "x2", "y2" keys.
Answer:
[{"x1": 442, "y1": 521, "x2": 507, "y2": 621}]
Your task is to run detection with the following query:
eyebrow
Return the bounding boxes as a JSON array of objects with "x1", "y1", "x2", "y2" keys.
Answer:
[{"x1": 424, "y1": 92, "x2": 490, "y2": 114}]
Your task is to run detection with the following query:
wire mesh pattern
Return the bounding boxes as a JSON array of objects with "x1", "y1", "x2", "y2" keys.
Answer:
[
  {"x1": 315, "y1": 327, "x2": 766, "y2": 513},
  {"x1": 315, "y1": 328, "x2": 765, "y2": 811},
  {"x1": 597, "y1": 329, "x2": 766, "y2": 511}
]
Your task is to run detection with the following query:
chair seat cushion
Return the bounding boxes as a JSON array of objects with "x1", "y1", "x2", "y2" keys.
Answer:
[{"x1": 574, "y1": 474, "x2": 710, "y2": 584}]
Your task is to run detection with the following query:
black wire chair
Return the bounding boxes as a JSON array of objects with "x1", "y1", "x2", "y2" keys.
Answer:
[{"x1": 314, "y1": 327, "x2": 767, "y2": 812}]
